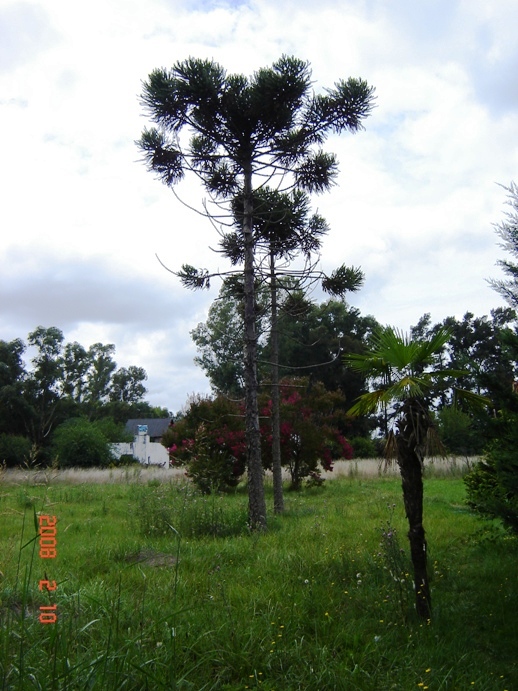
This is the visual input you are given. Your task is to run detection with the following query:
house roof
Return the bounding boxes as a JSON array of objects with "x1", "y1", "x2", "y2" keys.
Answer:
[{"x1": 125, "y1": 419, "x2": 172, "y2": 438}]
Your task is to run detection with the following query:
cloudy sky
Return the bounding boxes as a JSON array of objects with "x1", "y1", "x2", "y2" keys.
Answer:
[{"x1": 1, "y1": 0, "x2": 517, "y2": 412}]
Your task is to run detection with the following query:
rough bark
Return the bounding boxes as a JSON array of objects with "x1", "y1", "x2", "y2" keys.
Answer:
[
  {"x1": 269, "y1": 252, "x2": 284, "y2": 514},
  {"x1": 396, "y1": 401, "x2": 432, "y2": 620},
  {"x1": 242, "y1": 166, "x2": 267, "y2": 530}
]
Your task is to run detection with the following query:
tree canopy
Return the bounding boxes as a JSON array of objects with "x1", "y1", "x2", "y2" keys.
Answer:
[
  {"x1": 0, "y1": 327, "x2": 168, "y2": 466},
  {"x1": 138, "y1": 55, "x2": 375, "y2": 529}
]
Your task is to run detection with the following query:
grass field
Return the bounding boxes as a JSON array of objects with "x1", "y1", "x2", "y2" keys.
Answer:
[{"x1": 0, "y1": 460, "x2": 516, "y2": 690}]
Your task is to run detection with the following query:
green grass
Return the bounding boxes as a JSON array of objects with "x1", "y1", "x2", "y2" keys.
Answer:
[{"x1": 0, "y1": 472, "x2": 516, "y2": 690}]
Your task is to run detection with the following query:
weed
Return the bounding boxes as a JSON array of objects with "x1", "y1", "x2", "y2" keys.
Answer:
[{"x1": 373, "y1": 504, "x2": 414, "y2": 623}]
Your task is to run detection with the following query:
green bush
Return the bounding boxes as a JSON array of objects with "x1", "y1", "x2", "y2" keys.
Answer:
[
  {"x1": 437, "y1": 407, "x2": 482, "y2": 456},
  {"x1": 0, "y1": 434, "x2": 32, "y2": 467},
  {"x1": 52, "y1": 418, "x2": 114, "y2": 468},
  {"x1": 350, "y1": 436, "x2": 378, "y2": 458},
  {"x1": 92, "y1": 418, "x2": 133, "y2": 443},
  {"x1": 184, "y1": 424, "x2": 242, "y2": 494},
  {"x1": 464, "y1": 413, "x2": 518, "y2": 533}
]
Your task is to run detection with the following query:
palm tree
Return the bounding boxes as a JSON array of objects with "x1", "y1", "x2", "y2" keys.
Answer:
[{"x1": 343, "y1": 326, "x2": 489, "y2": 619}]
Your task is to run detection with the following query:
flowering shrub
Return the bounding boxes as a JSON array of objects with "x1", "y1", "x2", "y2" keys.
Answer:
[
  {"x1": 161, "y1": 395, "x2": 246, "y2": 493},
  {"x1": 163, "y1": 381, "x2": 353, "y2": 492},
  {"x1": 259, "y1": 378, "x2": 353, "y2": 489}
]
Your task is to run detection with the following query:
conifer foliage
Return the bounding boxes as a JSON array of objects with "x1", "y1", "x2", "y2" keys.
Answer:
[{"x1": 138, "y1": 56, "x2": 375, "y2": 529}]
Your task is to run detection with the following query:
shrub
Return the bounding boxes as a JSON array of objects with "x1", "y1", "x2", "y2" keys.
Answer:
[
  {"x1": 183, "y1": 424, "x2": 244, "y2": 494},
  {"x1": 0, "y1": 434, "x2": 32, "y2": 467},
  {"x1": 52, "y1": 418, "x2": 114, "y2": 468},
  {"x1": 259, "y1": 378, "x2": 353, "y2": 489},
  {"x1": 164, "y1": 381, "x2": 353, "y2": 492},
  {"x1": 464, "y1": 413, "x2": 518, "y2": 533},
  {"x1": 163, "y1": 396, "x2": 246, "y2": 493},
  {"x1": 350, "y1": 436, "x2": 378, "y2": 458},
  {"x1": 92, "y1": 418, "x2": 133, "y2": 443}
]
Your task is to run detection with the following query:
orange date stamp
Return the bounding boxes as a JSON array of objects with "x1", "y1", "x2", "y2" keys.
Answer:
[{"x1": 38, "y1": 515, "x2": 57, "y2": 623}]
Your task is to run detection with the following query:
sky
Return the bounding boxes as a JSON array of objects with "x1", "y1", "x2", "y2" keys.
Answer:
[{"x1": 1, "y1": 0, "x2": 517, "y2": 413}]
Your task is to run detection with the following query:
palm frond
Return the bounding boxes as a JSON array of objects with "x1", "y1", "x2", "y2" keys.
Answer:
[
  {"x1": 347, "y1": 389, "x2": 390, "y2": 417},
  {"x1": 390, "y1": 375, "x2": 428, "y2": 399},
  {"x1": 415, "y1": 326, "x2": 451, "y2": 362},
  {"x1": 342, "y1": 352, "x2": 388, "y2": 377},
  {"x1": 383, "y1": 430, "x2": 398, "y2": 465},
  {"x1": 454, "y1": 388, "x2": 492, "y2": 411}
]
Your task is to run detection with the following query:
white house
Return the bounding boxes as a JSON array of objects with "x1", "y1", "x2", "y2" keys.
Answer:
[{"x1": 111, "y1": 419, "x2": 172, "y2": 467}]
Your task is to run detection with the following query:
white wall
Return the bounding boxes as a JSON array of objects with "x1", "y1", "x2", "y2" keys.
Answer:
[{"x1": 111, "y1": 430, "x2": 170, "y2": 467}]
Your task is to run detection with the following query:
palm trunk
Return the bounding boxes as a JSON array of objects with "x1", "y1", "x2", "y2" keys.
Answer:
[
  {"x1": 242, "y1": 166, "x2": 267, "y2": 530},
  {"x1": 270, "y1": 251, "x2": 284, "y2": 514},
  {"x1": 396, "y1": 401, "x2": 432, "y2": 620}
]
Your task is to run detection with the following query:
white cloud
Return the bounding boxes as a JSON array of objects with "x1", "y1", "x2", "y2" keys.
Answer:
[{"x1": 1, "y1": 0, "x2": 517, "y2": 411}]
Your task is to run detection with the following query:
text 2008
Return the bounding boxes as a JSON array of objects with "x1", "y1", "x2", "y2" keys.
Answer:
[{"x1": 38, "y1": 515, "x2": 57, "y2": 624}]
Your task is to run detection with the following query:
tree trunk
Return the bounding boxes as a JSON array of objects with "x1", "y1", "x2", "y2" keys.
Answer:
[
  {"x1": 396, "y1": 404, "x2": 432, "y2": 620},
  {"x1": 242, "y1": 166, "x2": 267, "y2": 530},
  {"x1": 270, "y1": 251, "x2": 284, "y2": 514}
]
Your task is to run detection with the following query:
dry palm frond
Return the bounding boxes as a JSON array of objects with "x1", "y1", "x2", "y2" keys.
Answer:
[{"x1": 381, "y1": 430, "x2": 398, "y2": 470}]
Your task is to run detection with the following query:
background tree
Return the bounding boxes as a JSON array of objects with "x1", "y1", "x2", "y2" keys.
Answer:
[
  {"x1": 273, "y1": 297, "x2": 379, "y2": 416},
  {"x1": 343, "y1": 326, "x2": 490, "y2": 619},
  {"x1": 411, "y1": 308, "x2": 518, "y2": 451},
  {"x1": 24, "y1": 326, "x2": 69, "y2": 456},
  {"x1": 61, "y1": 341, "x2": 90, "y2": 403},
  {"x1": 192, "y1": 292, "x2": 379, "y2": 427},
  {"x1": 0, "y1": 338, "x2": 30, "y2": 438},
  {"x1": 109, "y1": 366, "x2": 148, "y2": 403},
  {"x1": 138, "y1": 55, "x2": 375, "y2": 529},
  {"x1": 0, "y1": 327, "x2": 166, "y2": 466},
  {"x1": 191, "y1": 279, "x2": 269, "y2": 398},
  {"x1": 84, "y1": 343, "x2": 117, "y2": 410},
  {"x1": 488, "y1": 181, "x2": 518, "y2": 310}
]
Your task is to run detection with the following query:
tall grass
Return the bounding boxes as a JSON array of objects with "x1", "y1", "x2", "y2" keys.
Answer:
[{"x1": 0, "y1": 472, "x2": 516, "y2": 690}]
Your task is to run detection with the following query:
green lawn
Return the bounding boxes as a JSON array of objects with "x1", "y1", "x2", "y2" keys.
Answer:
[{"x1": 0, "y1": 471, "x2": 516, "y2": 690}]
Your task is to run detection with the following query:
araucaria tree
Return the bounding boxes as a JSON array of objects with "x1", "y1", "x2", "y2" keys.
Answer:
[{"x1": 138, "y1": 55, "x2": 375, "y2": 529}]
